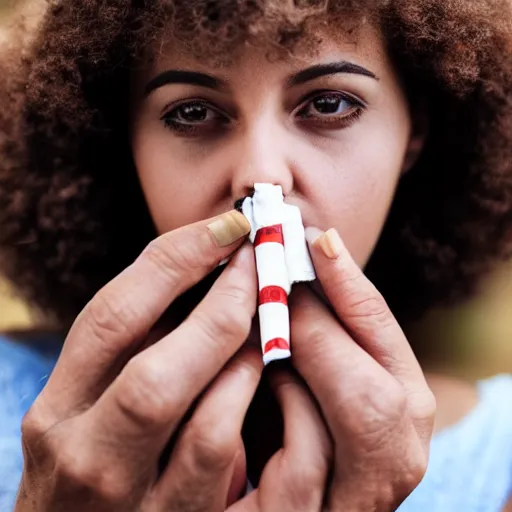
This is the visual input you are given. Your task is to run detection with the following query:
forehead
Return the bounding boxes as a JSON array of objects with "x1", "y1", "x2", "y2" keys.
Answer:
[{"x1": 143, "y1": 20, "x2": 388, "y2": 81}]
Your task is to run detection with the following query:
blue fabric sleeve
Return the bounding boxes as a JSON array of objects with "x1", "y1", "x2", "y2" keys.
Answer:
[{"x1": 0, "y1": 336, "x2": 61, "y2": 511}]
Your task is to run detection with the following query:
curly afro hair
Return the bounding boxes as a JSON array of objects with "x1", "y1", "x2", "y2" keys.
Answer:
[{"x1": 1, "y1": 0, "x2": 512, "y2": 329}]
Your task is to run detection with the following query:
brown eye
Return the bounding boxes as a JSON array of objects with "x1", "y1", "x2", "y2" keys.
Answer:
[
  {"x1": 174, "y1": 103, "x2": 211, "y2": 123},
  {"x1": 296, "y1": 91, "x2": 365, "y2": 130},
  {"x1": 315, "y1": 95, "x2": 349, "y2": 114},
  {"x1": 299, "y1": 92, "x2": 361, "y2": 118},
  {"x1": 161, "y1": 100, "x2": 228, "y2": 134}
]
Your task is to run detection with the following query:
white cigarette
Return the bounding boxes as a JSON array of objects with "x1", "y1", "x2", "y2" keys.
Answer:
[{"x1": 242, "y1": 184, "x2": 316, "y2": 365}]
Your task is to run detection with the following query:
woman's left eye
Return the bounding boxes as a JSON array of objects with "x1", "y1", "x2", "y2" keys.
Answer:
[{"x1": 296, "y1": 92, "x2": 365, "y2": 127}]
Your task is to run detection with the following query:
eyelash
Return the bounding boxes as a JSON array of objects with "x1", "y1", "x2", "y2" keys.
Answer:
[
  {"x1": 160, "y1": 91, "x2": 366, "y2": 136},
  {"x1": 296, "y1": 90, "x2": 365, "y2": 128},
  {"x1": 161, "y1": 100, "x2": 228, "y2": 135}
]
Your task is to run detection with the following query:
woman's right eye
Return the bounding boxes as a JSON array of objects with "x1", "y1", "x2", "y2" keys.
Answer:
[{"x1": 161, "y1": 100, "x2": 229, "y2": 136}]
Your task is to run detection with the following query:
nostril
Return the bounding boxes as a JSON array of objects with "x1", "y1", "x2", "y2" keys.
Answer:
[
  {"x1": 234, "y1": 188, "x2": 255, "y2": 212},
  {"x1": 234, "y1": 198, "x2": 245, "y2": 212}
]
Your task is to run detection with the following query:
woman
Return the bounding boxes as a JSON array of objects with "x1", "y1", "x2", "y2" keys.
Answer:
[{"x1": 1, "y1": 0, "x2": 511, "y2": 510}]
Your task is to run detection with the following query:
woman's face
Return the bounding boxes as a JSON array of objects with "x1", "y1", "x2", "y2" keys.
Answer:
[{"x1": 131, "y1": 24, "x2": 420, "y2": 267}]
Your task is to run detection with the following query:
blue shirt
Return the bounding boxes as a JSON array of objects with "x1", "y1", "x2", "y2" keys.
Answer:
[{"x1": 1, "y1": 334, "x2": 511, "y2": 511}]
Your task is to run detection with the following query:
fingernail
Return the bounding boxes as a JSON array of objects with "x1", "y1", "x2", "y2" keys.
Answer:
[
  {"x1": 315, "y1": 228, "x2": 343, "y2": 259},
  {"x1": 207, "y1": 210, "x2": 251, "y2": 247}
]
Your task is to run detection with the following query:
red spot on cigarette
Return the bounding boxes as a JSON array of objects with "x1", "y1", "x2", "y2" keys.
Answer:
[
  {"x1": 263, "y1": 338, "x2": 290, "y2": 354},
  {"x1": 254, "y1": 225, "x2": 284, "y2": 247},
  {"x1": 259, "y1": 286, "x2": 288, "y2": 306}
]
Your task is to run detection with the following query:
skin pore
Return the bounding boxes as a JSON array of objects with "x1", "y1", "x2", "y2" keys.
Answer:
[{"x1": 130, "y1": 21, "x2": 478, "y2": 450}]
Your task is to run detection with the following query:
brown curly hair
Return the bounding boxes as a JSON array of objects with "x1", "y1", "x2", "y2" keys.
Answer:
[{"x1": 1, "y1": 0, "x2": 512, "y2": 329}]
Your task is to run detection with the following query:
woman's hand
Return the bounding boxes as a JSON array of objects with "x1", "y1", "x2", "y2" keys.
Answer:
[
  {"x1": 15, "y1": 211, "x2": 263, "y2": 512},
  {"x1": 233, "y1": 227, "x2": 436, "y2": 512}
]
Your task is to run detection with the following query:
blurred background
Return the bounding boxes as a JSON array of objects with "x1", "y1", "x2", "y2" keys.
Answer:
[
  {"x1": 0, "y1": 0, "x2": 510, "y2": 380},
  {"x1": 0, "y1": 0, "x2": 34, "y2": 329}
]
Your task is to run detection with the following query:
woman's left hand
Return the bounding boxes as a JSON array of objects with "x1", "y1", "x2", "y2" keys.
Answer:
[{"x1": 231, "y1": 227, "x2": 436, "y2": 512}]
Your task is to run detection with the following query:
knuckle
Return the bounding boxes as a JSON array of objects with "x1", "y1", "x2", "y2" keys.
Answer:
[
  {"x1": 85, "y1": 290, "x2": 135, "y2": 342},
  {"x1": 408, "y1": 389, "x2": 437, "y2": 441},
  {"x1": 291, "y1": 318, "x2": 333, "y2": 366},
  {"x1": 142, "y1": 236, "x2": 184, "y2": 276},
  {"x1": 282, "y1": 459, "x2": 326, "y2": 509},
  {"x1": 142, "y1": 231, "x2": 208, "y2": 280},
  {"x1": 339, "y1": 374, "x2": 407, "y2": 440},
  {"x1": 115, "y1": 357, "x2": 175, "y2": 428},
  {"x1": 294, "y1": 462, "x2": 327, "y2": 491},
  {"x1": 91, "y1": 468, "x2": 134, "y2": 505},
  {"x1": 215, "y1": 276, "x2": 255, "y2": 315},
  {"x1": 21, "y1": 402, "x2": 52, "y2": 444},
  {"x1": 379, "y1": 380, "x2": 408, "y2": 416},
  {"x1": 196, "y1": 296, "x2": 252, "y2": 346},
  {"x1": 57, "y1": 448, "x2": 130, "y2": 504},
  {"x1": 297, "y1": 322, "x2": 329, "y2": 352},
  {"x1": 346, "y1": 286, "x2": 394, "y2": 327},
  {"x1": 305, "y1": 323, "x2": 329, "y2": 345},
  {"x1": 55, "y1": 445, "x2": 91, "y2": 485},
  {"x1": 217, "y1": 278, "x2": 254, "y2": 308},
  {"x1": 413, "y1": 389, "x2": 437, "y2": 421},
  {"x1": 183, "y1": 417, "x2": 240, "y2": 472},
  {"x1": 410, "y1": 451, "x2": 429, "y2": 487},
  {"x1": 408, "y1": 455, "x2": 429, "y2": 489},
  {"x1": 396, "y1": 449, "x2": 429, "y2": 497}
]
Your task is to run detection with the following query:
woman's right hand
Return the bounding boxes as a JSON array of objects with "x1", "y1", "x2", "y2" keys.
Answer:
[{"x1": 15, "y1": 210, "x2": 263, "y2": 512}]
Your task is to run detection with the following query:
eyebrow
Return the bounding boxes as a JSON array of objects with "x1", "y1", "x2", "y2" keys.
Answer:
[
  {"x1": 144, "y1": 70, "x2": 226, "y2": 97},
  {"x1": 288, "y1": 61, "x2": 378, "y2": 86},
  {"x1": 144, "y1": 60, "x2": 377, "y2": 97}
]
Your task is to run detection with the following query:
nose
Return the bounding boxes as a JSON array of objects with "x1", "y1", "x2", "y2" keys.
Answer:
[{"x1": 230, "y1": 117, "x2": 295, "y2": 202}]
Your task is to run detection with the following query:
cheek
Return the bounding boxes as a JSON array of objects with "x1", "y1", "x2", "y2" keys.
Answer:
[
  {"x1": 131, "y1": 123, "x2": 226, "y2": 234},
  {"x1": 299, "y1": 116, "x2": 409, "y2": 267}
]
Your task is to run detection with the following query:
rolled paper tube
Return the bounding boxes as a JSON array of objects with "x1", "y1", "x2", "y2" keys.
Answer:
[
  {"x1": 254, "y1": 224, "x2": 291, "y2": 365},
  {"x1": 242, "y1": 184, "x2": 316, "y2": 365}
]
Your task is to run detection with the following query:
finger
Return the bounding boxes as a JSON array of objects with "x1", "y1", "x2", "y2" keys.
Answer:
[
  {"x1": 290, "y1": 287, "x2": 434, "y2": 476},
  {"x1": 142, "y1": 347, "x2": 262, "y2": 512},
  {"x1": 305, "y1": 227, "x2": 428, "y2": 390},
  {"x1": 291, "y1": 286, "x2": 407, "y2": 438},
  {"x1": 231, "y1": 368, "x2": 332, "y2": 512},
  {"x1": 305, "y1": 228, "x2": 436, "y2": 441},
  {"x1": 270, "y1": 368, "x2": 332, "y2": 477},
  {"x1": 290, "y1": 288, "x2": 432, "y2": 509},
  {"x1": 44, "y1": 210, "x2": 250, "y2": 413},
  {"x1": 84, "y1": 244, "x2": 257, "y2": 476}
]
